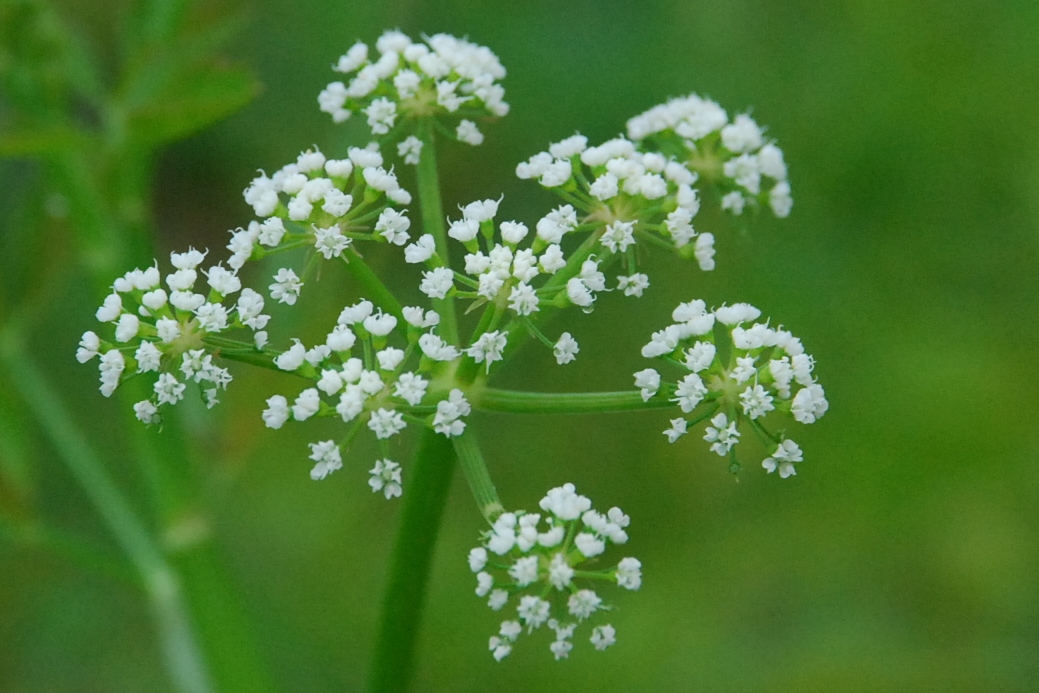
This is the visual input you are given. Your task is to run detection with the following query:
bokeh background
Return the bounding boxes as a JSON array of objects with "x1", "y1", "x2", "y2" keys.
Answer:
[{"x1": 2, "y1": 0, "x2": 1038, "y2": 691}]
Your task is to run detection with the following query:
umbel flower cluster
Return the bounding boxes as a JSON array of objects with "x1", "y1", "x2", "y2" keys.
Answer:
[
  {"x1": 470, "y1": 484, "x2": 640, "y2": 661},
  {"x1": 318, "y1": 30, "x2": 507, "y2": 150},
  {"x1": 76, "y1": 29, "x2": 825, "y2": 662},
  {"x1": 635, "y1": 300, "x2": 828, "y2": 478}
]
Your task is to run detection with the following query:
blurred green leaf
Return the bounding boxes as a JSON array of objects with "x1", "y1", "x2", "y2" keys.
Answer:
[
  {"x1": 0, "y1": 124, "x2": 90, "y2": 157},
  {"x1": 125, "y1": 63, "x2": 259, "y2": 147}
]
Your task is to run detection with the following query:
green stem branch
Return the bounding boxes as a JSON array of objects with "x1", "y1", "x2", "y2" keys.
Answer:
[
  {"x1": 368, "y1": 429, "x2": 457, "y2": 693},
  {"x1": 477, "y1": 388, "x2": 674, "y2": 414},
  {"x1": 451, "y1": 429, "x2": 503, "y2": 521},
  {"x1": 416, "y1": 119, "x2": 459, "y2": 345}
]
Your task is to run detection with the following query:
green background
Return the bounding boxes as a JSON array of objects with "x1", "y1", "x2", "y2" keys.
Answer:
[{"x1": 2, "y1": 0, "x2": 1038, "y2": 691}]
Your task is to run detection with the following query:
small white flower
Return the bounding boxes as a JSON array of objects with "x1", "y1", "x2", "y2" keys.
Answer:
[
  {"x1": 398, "y1": 308, "x2": 435, "y2": 330},
  {"x1": 684, "y1": 341, "x2": 716, "y2": 372},
  {"x1": 460, "y1": 197, "x2": 500, "y2": 222},
  {"x1": 456, "y1": 119, "x2": 484, "y2": 145},
  {"x1": 309, "y1": 440, "x2": 343, "y2": 480},
  {"x1": 154, "y1": 373, "x2": 185, "y2": 405},
  {"x1": 476, "y1": 571, "x2": 494, "y2": 597},
  {"x1": 393, "y1": 372, "x2": 428, "y2": 406},
  {"x1": 262, "y1": 395, "x2": 289, "y2": 428},
  {"x1": 485, "y1": 590, "x2": 508, "y2": 612},
  {"x1": 616, "y1": 558, "x2": 642, "y2": 590},
  {"x1": 762, "y1": 439, "x2": 803, "y2": 478},
  {"x1": 673, "y1": 373, "x2": 707, "y2": 413},
  {"x1": 553, "y1": 332, "x2": 579, "y2": 365},
  {"x1": 517, "y1": 596, "x2": 551, "y2": 630},
  {"x1": 114, "y1": 313, "x2": 140, "y2": 342},
  {"x1": 633, "y1": 368, "x2": 660, "y2": 401},
  {"x1": 509, "y1": 556, "x2": 539, "y2": 587},
  {"x1": 418, "y1": 333, "x2": 460, "y2": 362},
  {"x1": 134, "y1": 400, "x2": 159, "y2": 424},
  {"x1": 663, "y1": 417, "x2": 688, "y2": 443},
  {"x1": 499, "y1": 221, "x2": 528, "y2": 245},
  {"x1": 376, "y1": 347, "x2": 405, "y2": 371},
  {"x1": 721, "y1": 113, "x2": 763, "y2": 153},
  {"x1": 363, "y1": 310, "x2": 398, "y2": 336},
  {"x1": 617, "y1": 273, "x2": 649, "y2": 297},
  {"x1": 375, "y1": 208, "x2": 411, "y2": 246},
  {"x1": 363, "y1": 97, "x2": 397, "y2": 134},
  {"x1": 368, "y1": 458, "x2": 403, "y2": 498},
  {"x1": 600, "y1": 220, "x2": 635, "y2": 253},
  {"x1": 76, "y1": 331, "x2": 101, "y2": 363},
  {"x1": 194, "y1": 303, "x2": 228, "y2": 333},
  {"x1": 590, "y1": 624, "x2": 617, "y2": 650},
  {"x1": 507, "y1": 283, "x2": 539, "y2": 316},
  {"x1": 270, "y1": 268, "x2": 303, "y2": 305},
  {"x1": 274, "y1": 339, "x2": 307, "y2": 371},
  {"x1": 338, "y1": 300, "x2": 374, "y2": 325},
  {"x1": 466, "y1": 331, "x2": 507, "y2": 372},
  {"x1": 721, "y1": 191, "x2": 746, "y2": 215},
  {"x1": 703, "y1": 413, "x2": 740, "y2": 456},
  {"x1": 368, "y1": 408, "x2": 406, "y2": 438},
  {"x1": 740, "y1": 384, "x2": 775, "y2": 419},
  {"x1": 134, "y1": 342, "x2": 162, "y2": 373},
  {"x1": 770, "y1": 180, "x2": 793, "y2": 218},
  {"x1": 204, "y1": 265, "x2": 241, "y2": 295},
  {"x1": 791, "y1": 383, "x2": 828, "y2": 424},
  {"x1": 326, "y1": 324, "x2": 357, "y2": 352},
  {"x1": 292, "y1": 388, "x2": 321, "y2": 421},
  {"x1": 404, "y1": 235, "x2": 436, "y2": 263},
  {"x1": 419, "y1": 267, "x2": 454, "y2": 299},
  {"x1": 575, "y1": 532, "x2": 605, "y2": 558},
  {"x1": 567, "y1": 589, "x2": 602, "y2": 620},
  {"x1": 468, "y1": 547, "x2": 488, "y2": 573},
  {"x1": 313, "y1": 225, "x2": 351, "y2": 259},
  {"x1": 397, "y1": 136, "x2": 423, "y2": 165}
]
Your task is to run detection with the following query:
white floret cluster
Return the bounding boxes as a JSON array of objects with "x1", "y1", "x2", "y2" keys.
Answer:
[
  {"x1": 516, "y1": 133, "x2": 716, "y2": 278},
  {"x1": 625, "y1": 93, "x2": 793, "y2": 219},
  {"x1": 77, "y1": 248, "x2": 270, "y2": 423},
  {"x1": 260, "y1": 298, "x2": 472, "y2": 490},
  {"x1": 634, "y1": 300, "x2": 827, "y2": 477},
  {"x1": 239, "y1": 144, "x2": 412, "y2": 293},
  {"x1": 318, "y1": 30, "x2": 508, "y2": 150},
  {"x1": 402, "y1": 194, "x2": 599, "y2": 368},
  {"x1": 468, "y1": 483, "x2": 641, "y2": 661}
]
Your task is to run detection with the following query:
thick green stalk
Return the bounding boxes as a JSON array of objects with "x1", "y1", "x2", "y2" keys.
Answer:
[
  {"x1": 415, "y1": 119, "x2": 459, "y2": 345},
  {"x1": 368, "y1": 429, "x2": 457, "y2": 693},
  {"x1": 341, "y1": 248, "x2": 405, "y2": 320},
  {"x1": 0, "y1": 329, "x2": 214, "y2": 693},
  {"x1": 452, "y1": 429, "x2": 503, "y2": 521},
  {"x1": 478, "y1": 388, "x2": 675, "y2": 414}
]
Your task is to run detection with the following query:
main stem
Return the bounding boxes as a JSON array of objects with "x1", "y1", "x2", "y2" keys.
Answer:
[
  {"x1": 368, "y1": 120, "x2": 465, "y2": 693},
  {"x1": 415, "y1": 119, "x2": 459, "y2": 345},
  {"x1": 368, "y1": 430, "x2": 456, "y2": 693}
]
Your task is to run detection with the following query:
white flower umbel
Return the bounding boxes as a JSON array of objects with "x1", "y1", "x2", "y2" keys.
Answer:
[
  {"x1": 625, "y1": 94, "x2": 792, "y2": 218},
  {"x1": 77, "y1": 249, "x2": 270, "y2": 421},
  {"x1": 318, "y1": 31, "x2": 508, "y2": 146},
  {"x1": 470, "y1": 483, "x2": 639, "y2": 661},
  {"x1": 513, "y1": 99, "x2": 792, "y2": 294},
  {"x1": 259, "y1": 296, "x2": 478, "y2": 492},
  {"x1": 636, "y1": 300, "x2": 828, "y2": 476}
]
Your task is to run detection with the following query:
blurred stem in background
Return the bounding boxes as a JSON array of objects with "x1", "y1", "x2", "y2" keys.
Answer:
[{"x1": 0, "y1": 1, "x2": 272, "y2": 692}]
